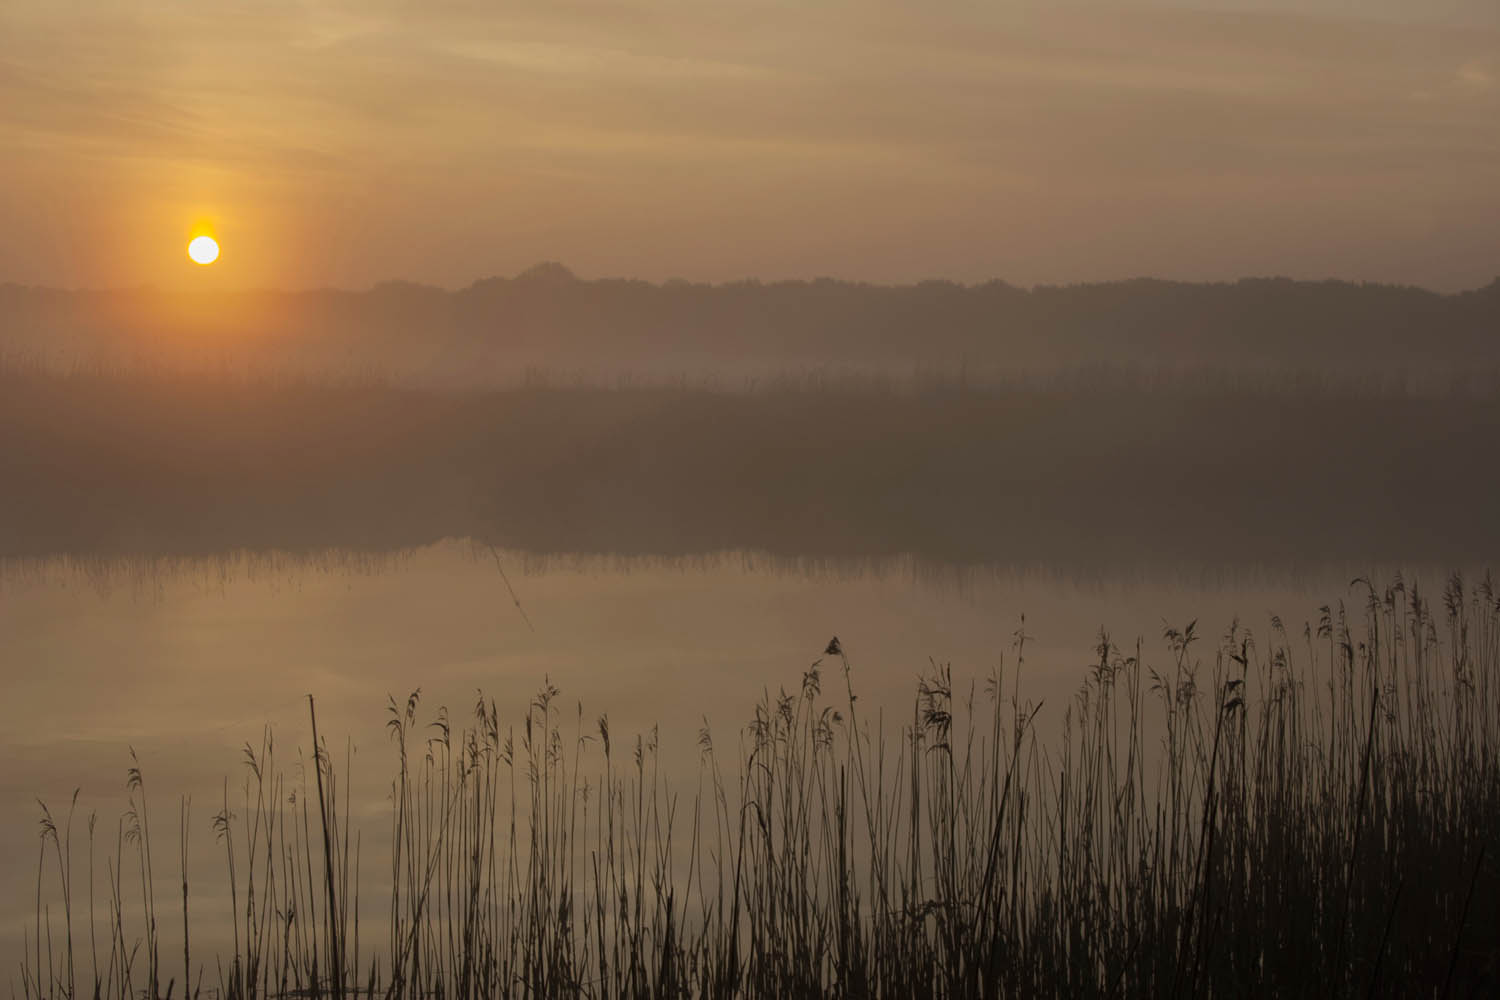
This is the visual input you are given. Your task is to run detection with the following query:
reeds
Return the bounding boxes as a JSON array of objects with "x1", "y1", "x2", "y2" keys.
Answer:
[{"x1": 20, "y1": 572, "x2": 1500, "y2": 997}]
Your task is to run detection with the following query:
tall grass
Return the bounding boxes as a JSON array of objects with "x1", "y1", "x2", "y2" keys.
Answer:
[{"x1": 20, "y1": 573, "x2": 1500, "y2": 997}]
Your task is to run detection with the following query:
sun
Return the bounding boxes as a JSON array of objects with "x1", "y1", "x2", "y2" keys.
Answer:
[{"x1": 187, "y1": 235, "x2": 220, "y2": 265}]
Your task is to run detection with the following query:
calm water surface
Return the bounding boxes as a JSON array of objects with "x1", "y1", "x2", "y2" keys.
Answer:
[{"x1": 0, "y1": 543, "x2": 1436, "y2": 975}]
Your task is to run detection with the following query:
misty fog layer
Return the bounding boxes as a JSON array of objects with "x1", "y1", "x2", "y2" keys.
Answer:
[
  {"x1": 4, "y1": 270, "x2": 1499, "y2": 385},
  {"x1": 5, "y1": 363, "x2": 1497, "y2": 574}
]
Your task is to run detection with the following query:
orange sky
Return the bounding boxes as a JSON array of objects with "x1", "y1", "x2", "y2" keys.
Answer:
[{"x1": 1, "y1": 1, "x2": 1496, "y2": 291}]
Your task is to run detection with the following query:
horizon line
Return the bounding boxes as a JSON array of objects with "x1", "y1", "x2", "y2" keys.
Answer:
[{"x1": 3, "y1": 264, "x2": 1498, "y2": 298}]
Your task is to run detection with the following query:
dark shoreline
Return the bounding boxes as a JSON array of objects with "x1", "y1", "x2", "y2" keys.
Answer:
[{"x1": 6, "y1": 366, "x2": 1500, "y2": 571}]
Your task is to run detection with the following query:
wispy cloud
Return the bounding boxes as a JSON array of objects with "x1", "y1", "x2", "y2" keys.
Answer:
[{"x1": 1457, "y1": 62, "x2": 1493, "y2": 89}]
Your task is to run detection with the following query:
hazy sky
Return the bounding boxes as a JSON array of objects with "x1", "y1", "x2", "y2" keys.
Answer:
[{"x1": 2, "y1": 1, "x2": 1496, "y2": 291}]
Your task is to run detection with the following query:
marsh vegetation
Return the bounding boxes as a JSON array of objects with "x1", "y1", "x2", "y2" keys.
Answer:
[
  {"x1": 5, "y1": 363, "x2": 1500, "y2": 572},
  {"x1": 20, "y1": 574, "x2": 1500, "y2": 998}
]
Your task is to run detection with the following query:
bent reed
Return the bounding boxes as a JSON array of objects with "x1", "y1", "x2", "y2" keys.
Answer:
[{"x1": 21, "y1": 573, "x2": 1500, "y2": 998}]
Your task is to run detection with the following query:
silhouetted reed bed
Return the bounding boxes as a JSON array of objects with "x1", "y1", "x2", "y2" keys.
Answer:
[{"x1": 21, "y1": 574, "x2": 1500, "y2": 997}]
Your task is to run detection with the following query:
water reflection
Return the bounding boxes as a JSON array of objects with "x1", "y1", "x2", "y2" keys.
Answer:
[
  {"x1": 0, "y1": 542, "x2": 1467, "y2": 974},
  {"x1": 6, "y1": 366, "x2": 1497, "y2": 982}
]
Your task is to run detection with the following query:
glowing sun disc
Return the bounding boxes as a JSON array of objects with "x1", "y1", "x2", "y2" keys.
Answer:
[{"x1": 188, "y1": 235, "x2": 220, "y2": 265}]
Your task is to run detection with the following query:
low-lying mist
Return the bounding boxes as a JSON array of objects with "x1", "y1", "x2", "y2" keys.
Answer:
[
  {"x1": 5, "y1": 268, "x2": 1499, "y2": 386},
  {"x1": 5, "y1": 364, "x2": 1497, "y2": 574}
]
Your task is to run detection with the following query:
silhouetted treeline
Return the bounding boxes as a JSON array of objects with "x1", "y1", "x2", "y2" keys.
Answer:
[
  {"x1": 3, "y1": 265, "x2": 1499, "y2": 383},
  {"x1": 4, "y1": 364, "x2": 1498, "y2": 571}
]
